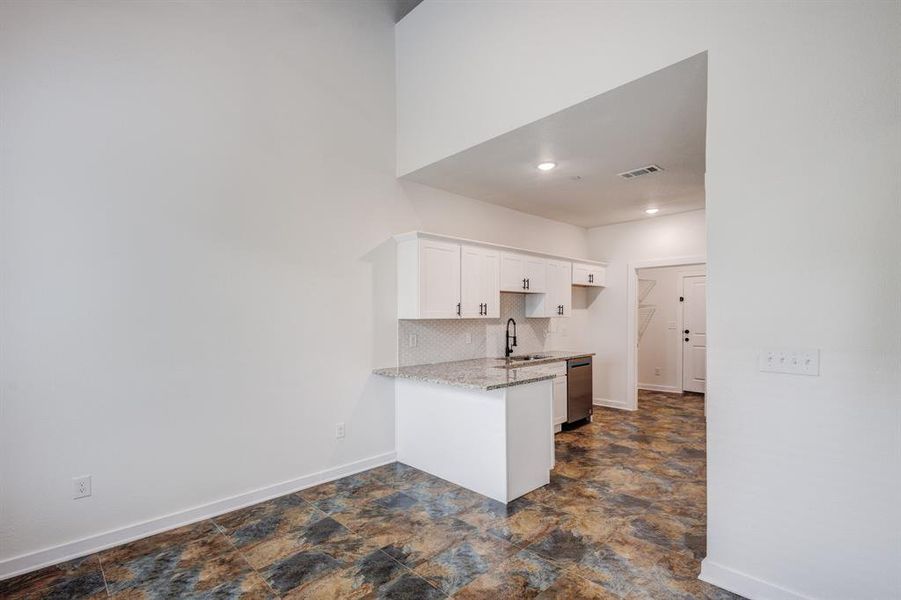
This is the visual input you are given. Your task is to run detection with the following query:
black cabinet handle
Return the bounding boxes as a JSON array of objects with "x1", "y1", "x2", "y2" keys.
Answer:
[
  {"x1": 457, "y1": 302, "x2": 461, "y2": 316},
  {"x1": 484, "y1": 303, "x2": 487, "y2": 315},
  {"x1": 526, "y1": 278, "x2": 530, "y2": 290},
  {"x1": 589, "y1": 273, "x2": 593, "y2": 283},
  {"x1": 522, "y1": 278, "x2": 527, "y2": 290}
]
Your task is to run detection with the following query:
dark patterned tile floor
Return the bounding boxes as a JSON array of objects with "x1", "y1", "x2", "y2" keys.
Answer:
[{"x1": 1, "y1": 391, "x2": 745, "y2": 599}]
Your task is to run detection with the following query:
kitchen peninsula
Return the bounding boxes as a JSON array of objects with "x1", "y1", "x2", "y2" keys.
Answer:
[{"x1": 374, "y1": 351, "x2": 592, "y2": 503}]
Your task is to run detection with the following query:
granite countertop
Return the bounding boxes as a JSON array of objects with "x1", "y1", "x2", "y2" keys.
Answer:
[{"x1": 373, "y1": 351, "x2": 594, "y2": 391}]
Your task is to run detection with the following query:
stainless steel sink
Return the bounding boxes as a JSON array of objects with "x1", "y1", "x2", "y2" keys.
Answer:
[{"x1": 506, "y1": 354, "x2": 552, "y2": 362}]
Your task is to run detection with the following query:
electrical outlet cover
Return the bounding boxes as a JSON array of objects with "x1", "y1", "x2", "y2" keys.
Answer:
[{"x1": 73, "y1": 475, "x2": 92, "y2": 499}]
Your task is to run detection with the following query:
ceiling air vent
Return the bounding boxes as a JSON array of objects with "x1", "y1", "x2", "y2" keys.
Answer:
[{"x1": 618, "y1": 164, "x2": 664, "y2": 180}]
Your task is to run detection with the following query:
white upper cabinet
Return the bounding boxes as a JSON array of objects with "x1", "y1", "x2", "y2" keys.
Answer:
[
  {"x1": 524, "y1": 256, "x2": 547, "y2": 293},
  {"x1": 500, "y1": 252, "x2": 546, "y2": 293},
  {"x1": 525, "y1": 259, "x2": 571, "y2": 318},
  {"x1": 460, "y1": 245, "x2": 500, "y2": 318},
  {"x1": 396, "y1": 232, "x2": 606, "y2": 320},
  {"x1": 398, "y1": 238, "x2": 461, "y2": 319},
  {"x1": 572, "y1": 262, "x2": 606, "y2": 287}
]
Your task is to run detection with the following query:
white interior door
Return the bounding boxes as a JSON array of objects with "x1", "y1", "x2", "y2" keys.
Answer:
[{"x1": 682, "y1": 275, "x2": 706, "y2": 393}]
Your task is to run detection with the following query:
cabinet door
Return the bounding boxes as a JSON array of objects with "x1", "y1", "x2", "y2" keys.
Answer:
[
  {"x1": 572, "y1": 263, "x2": 605, "y2": 287},
  {"x1": 460, "y1": 245, "x2": 483, "y2": 318},
  {"x1": 546, "y1": 260, "x2": 571, "y2": 317},
  {"x1": 461, "y1": 245, "x2": 500, "y2": 318},
  {"x1": 480, "y1": 249, "x2": 500, "y2": 318},
  {"x1": 420, "y1": 240, "x2": 461, "y2": 319},
  {"x1": 557, "y1": 261, "x2": 572, "y2": 316},
  {"x1": 524, "y1": 256, "x2": 547, "y2": 293},
  {"x1": 572, "y1": 264, "x2": 592, "y2": 286},
  {"x1": 499, "y1": 252, "x2": 526, "y2": 292},
  {"x1": 553, "y1": 376, "x2": 568, "y2": 426}
]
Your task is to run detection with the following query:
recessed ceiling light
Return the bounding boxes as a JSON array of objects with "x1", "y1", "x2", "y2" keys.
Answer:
[
  {"x1": 645, "y1": 208, "x2": 660, "y2": 215},
  {"x1": 537, "y1": 162, "x2": 557, "y2": 171}
]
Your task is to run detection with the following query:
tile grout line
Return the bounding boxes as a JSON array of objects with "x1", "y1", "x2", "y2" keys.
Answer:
[
  {"x1": 211, "y1": 518, "x2": 282, "y2": 598},
  {"x1": 312, "y1": 476, "x2": 451, "y2": 598},
  {"x1": 373, "y1": 546, "x2": 450, "y2": 598},
  {"x1": 96, "y1": 554, "x2": 111, "y2": 598}
]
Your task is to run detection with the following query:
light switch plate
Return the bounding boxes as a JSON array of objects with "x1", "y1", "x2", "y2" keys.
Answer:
[{"x1": 758, "y1": 348, "x2": 820, "y2": 376}]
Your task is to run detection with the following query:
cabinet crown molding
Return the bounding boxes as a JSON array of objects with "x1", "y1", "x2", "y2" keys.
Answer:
[{"x1": 393, "y1": 231, "x2": 608, "y2": 267}]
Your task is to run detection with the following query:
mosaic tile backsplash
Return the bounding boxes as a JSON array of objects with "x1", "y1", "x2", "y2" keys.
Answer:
[{"x1": 399, "y1": 293, "x2": 553, "y2": 366}]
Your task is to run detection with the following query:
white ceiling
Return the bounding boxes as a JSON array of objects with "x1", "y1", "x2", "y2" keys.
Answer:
[{"x1": 402, "y1": 53, "x2": 708, "y2": 228}]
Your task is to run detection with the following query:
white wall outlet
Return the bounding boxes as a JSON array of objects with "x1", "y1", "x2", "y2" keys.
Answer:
[
  {"x1": 464, "y1": 332, "x2": 472, "y2": 344},
  {"x1": 758, "y1": 348, "x2": 820, "y2": 376},
  {"x1": 73, "y1": 475, "x2": 92, "y2": 499},
  {"x1": 336, "y1": 422, "x2": 346, "y2": 439},
  {"x1": 667, "y1": 321, "x2": 677, "y2": 330},
  {"x1": 407, "y1": 334, "x2": 417, "y2": 348},
  {"x1": 654, "y1": 367, "x2": 662, "y2": 376}
]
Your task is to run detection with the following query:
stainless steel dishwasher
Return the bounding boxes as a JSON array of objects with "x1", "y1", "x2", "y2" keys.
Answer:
[{"x1": 566, "y1": 356, "x2": 593, "y2": 424}]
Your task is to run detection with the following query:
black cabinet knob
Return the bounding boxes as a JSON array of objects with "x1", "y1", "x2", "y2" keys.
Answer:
[
  {"x1": 684, "y1": 329, "x2": 690, "y2": 334},
  {"x1": 684, "y1": 337, "x2": 690, "y2": 342}
]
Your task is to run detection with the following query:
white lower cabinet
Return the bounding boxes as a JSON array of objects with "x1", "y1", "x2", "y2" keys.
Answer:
[{"x1": 553, "y1": 374, "x2": 567, "y2": 427}]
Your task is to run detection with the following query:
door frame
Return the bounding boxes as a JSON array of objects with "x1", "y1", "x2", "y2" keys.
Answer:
[{"x1": 626, "y1": 255, "x2": 706, "y2": 411}]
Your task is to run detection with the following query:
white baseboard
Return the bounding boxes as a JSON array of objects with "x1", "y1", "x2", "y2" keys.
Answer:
[
  {"x1": 593, "y1": 397, "x2": 635, "y2": 411},
  {"x1": 0, "y1": 451, "x2": 397, "y2": 581},
  {"x1": 700, "y1": 558, "x2": 816, "y2": 600},
  {"x1": 637, "y1": 383, "x2": 682, "y2": 393}
]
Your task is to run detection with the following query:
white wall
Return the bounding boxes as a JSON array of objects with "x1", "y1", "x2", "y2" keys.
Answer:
[
  {"x1": 397, "y1": 3, "x2": 901, "y2": 599},
  {"x1": 0, "y1": 0, "x2": 588, "y2": 574},
  {"x1": 587, "y1": 211, "x2": 707, "y2": 407},
  {"x1": 637, "y1": 265, "x2": 706, "y2": 392}
]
